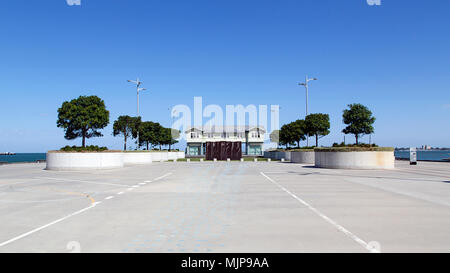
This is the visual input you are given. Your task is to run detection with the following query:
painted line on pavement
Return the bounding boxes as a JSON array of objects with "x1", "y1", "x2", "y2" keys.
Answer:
[
  {"x1": 260, "y1": 172, "x2": 380, "y2": 253},
  {"x1": 105, "y1": 196, "x2": 114, "y2": 200},
  {"x1": 0, "y1": 202, "x2": 101, "y2": 248}
]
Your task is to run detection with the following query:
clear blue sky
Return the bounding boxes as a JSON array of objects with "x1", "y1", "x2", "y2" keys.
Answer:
[{"x1": 0, "y1": 0, "x2": 449, "y2": 152}]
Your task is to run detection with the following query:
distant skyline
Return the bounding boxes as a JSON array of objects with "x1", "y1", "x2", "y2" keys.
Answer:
[{"x1": 0, "y1": 0, "x2": 449, "y2": 152}]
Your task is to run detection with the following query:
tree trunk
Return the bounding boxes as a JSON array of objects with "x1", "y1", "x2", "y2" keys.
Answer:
[
  {"x1": 355, "y1": 135, "x2": 359, "y2": 145},
  {"x1": 297, "y1": 141, "x2": 300, "y2": 148},
  {"x1": 146, "y1": 142, "x2": 149, "y2": 151},
  {"x1": 124, "y1": 135, "x2": 127, "y2": 151},
  {"x1": 316, "y1": 134, "x2": 318, "y2": 147},
  {"x1": 169, "y1": 144, "x2": 172, "y2": 151}
]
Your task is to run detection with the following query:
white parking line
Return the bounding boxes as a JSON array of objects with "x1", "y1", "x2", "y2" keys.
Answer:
[
  {"x1": 36, "y1": 177, "x2": 131, "y2": 188},
  {"x1": 0, "y1": 172, "x2": 175, "y2": 248},
  {"x1": 0, "y1": 202, "x2": 101, "y2": 248},
  {"x1": 139, "y1": 183, "x2": 146, "y2": 185},
  {"x1": 153, "y1": 172, "x2": 173, "y2": 181},
  {"x1": 260, "y1": 172, "x2": 380, "y2": 253},
  {"x1": 117, "y1": 192, "x2": 124, "y2": 195}
]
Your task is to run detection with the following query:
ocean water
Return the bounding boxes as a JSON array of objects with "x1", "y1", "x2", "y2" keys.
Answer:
[
  {"x1": 0, "y1": 153, "x2": 46, "y2": 163},
  {"x1": 395, "y1": 150, "x2": 450, "y2": 162}
]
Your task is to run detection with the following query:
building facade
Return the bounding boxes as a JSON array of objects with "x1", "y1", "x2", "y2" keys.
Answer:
[{"x1": 185, "y1": 126, "x2": 265, "y2": 157}]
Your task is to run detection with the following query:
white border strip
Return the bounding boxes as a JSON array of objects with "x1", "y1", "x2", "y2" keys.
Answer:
[{"x1": 260, "y1": 172, "x2": 379, "y2": 253}]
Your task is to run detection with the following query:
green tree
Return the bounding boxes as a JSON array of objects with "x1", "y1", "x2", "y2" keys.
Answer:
[
  {"x1": 290, "y1": 119, "x2": 307, "y2": 148},
  {"x1": 279, "y1": 124, "x2": 293, "y2": 148},
  {"x1": 168, "y1": 128, "x2": 180, "y2": 151},
  {"x1": 342, "y1": 103, "x2": 375, "y2": 145},
  {"x1": 139, "y1": 121, "x2": 162, "y2": 150},
  {"x1": 57, "y1": 95, "x2": 109, "y2": 147},
  {"x1": 270, "y1": 130, "x2": 280, "y2": 147},
  {"x1": 305, "y1": 113, "x2": 330, "y2": 147},
  {"x1": 113, "y1": 116, "x2": 141, "y2": 150}
]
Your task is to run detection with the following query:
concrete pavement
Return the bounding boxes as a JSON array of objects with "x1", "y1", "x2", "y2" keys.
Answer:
[{"x1": 0, "y1": 160, "x2": 450, "y2": 252}]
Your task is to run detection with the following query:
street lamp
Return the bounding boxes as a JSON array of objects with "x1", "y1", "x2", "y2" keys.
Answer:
[
  {"x1": 298, "y1": 76, "x2": 318, "y2": 146},
  {"x1": 128, "y1": 78, "x2": 147, "y2": 149}
]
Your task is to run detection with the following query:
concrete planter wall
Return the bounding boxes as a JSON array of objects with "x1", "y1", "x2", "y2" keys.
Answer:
[
  {"x1": 123, "y1": 152, "x2": 153, "y2": 165},
  {"x1": 150, "y1": 152, "x2": 162, "y2": 162},
  {"x1": 177, "y1": 152, "x2": 185, "y2": 159},
  {"x1": 160, "y1": 152, "x2": 169, "y2": 162},
  {"x1": 46, "y1": 152, "x2": 124, "y2": 171},
  {"x1": 315, "y1": 151, "x2": 395, "y2": 170},
  {"x1": 264, "y1": 151, "x2": 291, "y2": 161},
  {"x1": 168, "y1": 152, "x2": 177, "y2": 160},
  {"x1": 290, "y1": 151, "x2": 315, "y2": 164},
  {"x1": 46, "y1": 151, "x2": 185, "y2": 171}
]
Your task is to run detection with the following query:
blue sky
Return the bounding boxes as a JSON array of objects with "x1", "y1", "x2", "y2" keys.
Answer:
[{"x1": 0, "y1": 0, "x2": 449, "y2": 152}]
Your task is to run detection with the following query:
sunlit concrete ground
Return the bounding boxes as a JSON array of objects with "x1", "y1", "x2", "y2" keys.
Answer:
[{"x1": 0, "y1": 160, "x2": 450, "y2": 253}]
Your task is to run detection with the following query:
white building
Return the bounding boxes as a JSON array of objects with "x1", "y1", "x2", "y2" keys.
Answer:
[{"x1": 185, "y1": 126, "x2": 265, "y2": 156}]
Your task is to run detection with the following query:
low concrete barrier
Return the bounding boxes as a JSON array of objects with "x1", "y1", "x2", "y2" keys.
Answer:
[
  {"x1": 46, "y1": 152, "x2": 124, "y2": 171},
  {"x1": 151, "y1": 152, "x2": 162, "y2": 162},
  {"x1": 123, "y1": 152, "x2": 152, "y2": 165},
  {"x1": 168, "y1": 152, "x2": 177, "y2": 160},
  {"x1": 264, "y1": 151, "x2": 291, "y2": 161},
  {"x1": 314, "y1": 149, "x2": 395, "y2": 170},
  {"x1": 176, "y1": 152, "x2": 186, "y2": 159},
  {"x1": 290, "y1": 151, "x2": 315, "y2": 164}
]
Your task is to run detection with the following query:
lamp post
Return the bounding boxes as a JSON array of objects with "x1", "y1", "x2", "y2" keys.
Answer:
[
  {"x1": 298, "y1": 76, "x2": 317, "y2": 146},
  {"x1": 128, "y1": 78, "x2": 147, "y2": 149}
]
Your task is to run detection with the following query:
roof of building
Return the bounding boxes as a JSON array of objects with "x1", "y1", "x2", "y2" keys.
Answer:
[{"x1": 185, "y1": 125, "x2": 266, "y2": 134}]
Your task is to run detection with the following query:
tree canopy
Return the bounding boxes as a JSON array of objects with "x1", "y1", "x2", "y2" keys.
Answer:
[
  {"x1": 113, "y1": 115, "x2": 141, "y2": 150},
  {"x1": 138, "y1": 121, "x2": 162, "y2": 150},
  {"x1": 57, "y1": 95, "x2": 110, "y2": 147},
  {"x1": 279, "y1": 120, "x2": 307, "y2": 148},
  {"x1": 269, "y1": 130, "x2": 280, "y2": 146},
  {"x1": 342, "y1": 103, "x2": 375, "y2": 145},
  {"x1": 305, "y1": 113, "x2": 330, "y2": 147}
]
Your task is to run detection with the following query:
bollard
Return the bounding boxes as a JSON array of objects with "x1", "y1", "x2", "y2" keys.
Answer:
[
  {"x1": 200, "y1": 158, "x2": 204, "y2": 162},
  {"x1": 214, "y1": 158, "x2": 217, "y2": 162},
  {"x1": 267, "y1": 158, "x2": 271, "y2": 162},
  {"x1": 174, "y1": 159, "x2": 177, "y2": 163},
  {"x1": 227, "y1": 158, "x2": 231, "y2": 162},
  {"x1": 187, "y1": 158, "x2": 191, "y2": 163},
  {"x1": 254, "y1": 158, "x2": 258, "y2": 162},
  {"x1": 281, "y1": 158, "x2": 285, "y2": 162},
  {"x1": 240, "y1": 158, "x2": 244, "y2": 162}
]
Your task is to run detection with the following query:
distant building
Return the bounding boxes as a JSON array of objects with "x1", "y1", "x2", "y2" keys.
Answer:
[{"x1": 185, "y1": 126, "x2": 265, "y2": 156}]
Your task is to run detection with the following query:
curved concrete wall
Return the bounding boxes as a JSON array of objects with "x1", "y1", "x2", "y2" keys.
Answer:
[
  {"x1": 291, "y1": 151, "x2": 315, "y2": 164},
  {"x1": 160, "y1": 152, "x2": 169, "y2": 162},
  {"x1": 168, "y1": 152, "x2": 177, "y2": 160},
  {"x1": 151, "y1": 152, "x2": 162, "y2": 162},
  {"x1": 315, "y1": 151, "x2": 395, "y2": 170},
  {"x1": 46, "y1": 152, "x2": 124, "y2": 171},
  {"x1": 177, "y1": 152, "x2": 185, "y2": 159},
  {"x1": 123, "y1": 152, "x2": 153, "y2": 165}
]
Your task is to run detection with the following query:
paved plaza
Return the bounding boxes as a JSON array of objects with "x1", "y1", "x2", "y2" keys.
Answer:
[{"x1": 1, "y1": 161, "x2": 450, "y2": 253}]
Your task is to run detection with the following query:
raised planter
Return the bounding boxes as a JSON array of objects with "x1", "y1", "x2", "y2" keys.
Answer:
[
  {"x1": 160, "y1": 152, "x2": 169, "y2": 162},
  {"x1": 123, "y1": 152, "x2": 153, "y2": 165},
  {"x1": 151, "y1": 152, "x2": 162, "y2": 162},
  {"x1": 264, "y1": 151, "x2": 291, "y2": 161},
  {"x1": 176, "y1": 152, "x2": 186, "y2": 159},
  {"x1": 46, "y1": 151, "x2": 124, "y2": 171},
  {"x1": 290, "y1": 151, "x2": 315, "y2": 164},
  {"x1": 168, "y1": 152, "x2": 178, "y2": 160},
  {"x1": 314, "y1": 147, "x2": 395, "y2": 170}
]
